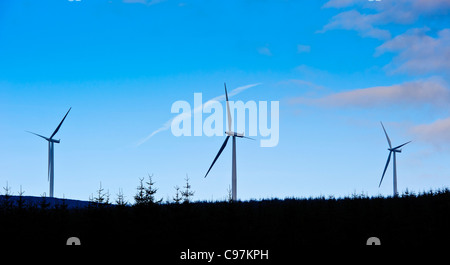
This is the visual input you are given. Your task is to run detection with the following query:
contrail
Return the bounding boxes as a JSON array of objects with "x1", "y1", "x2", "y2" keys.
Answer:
[{"x1": 136, "y1": 83, "x2": 261, "y2": 146}]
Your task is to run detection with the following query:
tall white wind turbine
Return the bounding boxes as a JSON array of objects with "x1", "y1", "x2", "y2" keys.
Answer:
[
  {"x1": 379, "y1": 121, "x2": 411, "y2": 197},
  {"x1": 27, "y1": 108, "x2": 71, "y2": 198},
  {"x1": 204, "y1": 83, "x2": 253, "y2": 201}
]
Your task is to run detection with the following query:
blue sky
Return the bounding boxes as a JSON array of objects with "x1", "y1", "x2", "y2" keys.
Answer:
[{"x1": 1, "y1": 0, "x2": 450, "y2": 202}]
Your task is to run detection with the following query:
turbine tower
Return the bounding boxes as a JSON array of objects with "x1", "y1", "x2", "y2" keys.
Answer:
[
  {"x1": 27, "y1": 107, "x2": 71, "y2": 198},
  {"x1": 379, "y1": 121, "x2": 411, "y2": 197},
  {"x1": 204, "y1": 83, "x2": 253, "y2": 201}
]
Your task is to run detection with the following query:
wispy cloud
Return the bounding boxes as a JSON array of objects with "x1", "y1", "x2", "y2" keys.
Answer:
[
  {"x1": 320, "y1": 0, "x2": 450, "y2": 40},
  {"x1": 323, "y1": 0, "x2": 357, "y2": 9},
  {"x1": 123, "y1": 0, "x2": 165, "y2": 6},
  {"x1": 136, "y1": 83, "x2": 262, "y2": 146},
  {"x1": 290, "y1": 78, "x2": 450, "y2": 108},
  {"x1": 295, "y1": 64, "x2": 331, "y2": 80},
  {"x1": 376, "y1": 27, "x2": 450, "y2": 75},
  {"x1": 323, "y1": 0, "x2": 450, "y2": 22},
  {"x1": 289, "y1": 76, "x2": 450, "y2": 150},
  {"x1": 258, "y1": 47, "x2": 272, "y2": 56},
  {"x1": 297, "y1": 44, "x2": 311, "y2": 53},
  {"x1": 277, "y1": 79, "x2": 324, "y2": 90},
  {"x1": 317, "y1": 10, "x2": 391, "y2": 40},
  {"x1": 410, "y1": 118, "x2": 450, "y2": 150}
]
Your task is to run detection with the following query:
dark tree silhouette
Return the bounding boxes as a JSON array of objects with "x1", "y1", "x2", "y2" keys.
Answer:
[
  {"x1": 144, "y1": 174, "x2": 157, "y2": 204},
  {"x1": 226, "y1": 185, "x2": 233, "y2": 202},
  {"x1": 145, "y1": 174, "x2": 162, "y2": 204},
  {"x1": 17, "y1": 185, "x2": 25, "y2": 209},
  {"x1": 39, "y1": 193, "x2": 50, "y2": 210},
  {"x1": 93, "y1": 182, "x2": 110, "y2": 207},
  {"x1": 134, "y1": 177, "x2": 146, "y2": 206},
  {"x1": 173, "y1": 185, "x2": 182, "y2": 204},
  {"x1": 116, "y1": 188, "x2": 127, "y2": 207},
  {"x1": 181, "y1": 174, "x2": 194, "y2": 203},
  {"x1": 1, "y1": 182, "x2": 13, "y2": 209},
  {"x1": 0, "y1": 187, "x2": 449, "y2": 249},
  {"x1": 134, "y1": 174, "x2": 162, "y2": 206},
  {"x1": 58, "y1": 194, "x2": 68, "y2": 210}
]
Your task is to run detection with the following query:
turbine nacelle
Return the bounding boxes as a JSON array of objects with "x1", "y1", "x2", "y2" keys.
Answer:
[
  {"x1": 388, "y1": 148, "x2": 401, "y2": 153},
  {"x1": 26, "y1": 131, "x2": 60, "y2": 143},
  {"x1": 225, "y1": 131, "x2": 244, "y2": 137}
]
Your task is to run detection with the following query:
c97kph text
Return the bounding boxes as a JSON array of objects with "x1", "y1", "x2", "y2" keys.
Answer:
[{"x1": 224, "y1": 249, "x2": 269, "y2": 260}]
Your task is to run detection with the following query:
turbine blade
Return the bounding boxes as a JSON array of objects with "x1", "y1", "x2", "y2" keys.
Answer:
[
  {"x1": 205, "y1": 136, "x2": 230, "y2": 178},
  {"x1": 225, "y1": 83, "x2": 232, "y2": 132},
  {"x1": 241, "y1": 136, "x2": 255, "y2": 140},
  {"x1": 379, "y1": 151, "x2": 392, "y2": 187},
  {"x1": 380, "y1": 122, "x2": 392, "y2": 148},
  {"x1": 50, "y1": 107, "x2": 71, "y2": 139},
  {"x1": 26, "y1": 131, "x2": 50, "y2": 141},
  {"x1": 393, "y1": 141, "x2": 411, "y2": 150}
]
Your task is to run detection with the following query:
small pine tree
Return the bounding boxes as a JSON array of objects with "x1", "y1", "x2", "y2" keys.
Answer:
[
  {"x1": 59, "y1": 194, "x2": 68, "y2": 210},
  {"x1": 116, "y1": 188, "x2": 127, "y2": 207},
  {"x1": 145, "y1": 174, "x2": 163, "y2": 205},
  {"x1": 105, "y1": 189, "x2": 111, "y2": 206},
  {"x1": 173, "y1": 185, "x2": 182, "y2": 204},
  {"x1": 181, "y1": 174, "x2": 195, "y2": 203},
  {"x1": 1, "y1": 182, "x2": 13, "y2": 209},
  {"x1": 88, "y1": 193, "x2": 95, "y2": 208},
  {"x1": 40, "y1": 193, "x2": 50, "y2": 210},
  {"x1": 17, "y1": 185, "x2": 25, "y2": 209},
  {"x1": 94, "y1": 182, "x2": 106, "y2": 206},
  {"x1": 134, "y1": 177, "x2": 146, "y2": 206},
  {"x1": 92, "y1": 182, "x2": 111, "y2": 208},
  {"x1": 226, "y1": 185, "x2": 233, "y2": 203},
  {"x1": 145, "y1": 174, "x2": 158, "y2": 204},
  {"x1": 134, "y1": 175, "x2": 162, "y2": 206}
]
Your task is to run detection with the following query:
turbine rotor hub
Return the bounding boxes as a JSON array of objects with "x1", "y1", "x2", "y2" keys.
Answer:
[
  {"x1": 225, "y1": 131, "x2": 244, "y2": 137},
  {"x1": 388, "y1": 148, "x2": 401, "y2": 153}
]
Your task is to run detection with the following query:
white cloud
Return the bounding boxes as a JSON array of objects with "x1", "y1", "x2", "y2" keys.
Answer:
[
  {"x1": 123, "y1": 0, "x2": 165, "y2": 5},
  {"x1": 291, "y1": 78, "x2": 450, "y2": 108},
  {"x1": 258, "y1": 47, "x2": 272, "y2": 56},
  {"x1": 411, "y1": 118, "x2": 450, "y2": 149},
  {"x1": 123, "y1": 0, "x2": 146, "y2": 3},
  {"x1": 136, "y1": 83, "x2": 261, "y2": 146},
  {"x1": 317, "y1": 10, "x2": 391, "y2": 40},
  {"x1": 320, "y1": 0, "x2": 450, "y2": 40},
  {"x1": 277, "y1": 79, "x2": 324, "y2": 90},
  {"x1": 323, "y1": 0, "x2": 357, "y2": 9},
  {"x1": 295, "y1": 64, "x2": 332, "y2": 80},
  {"x1": 297, "y1": 44, "x2": 311, "y2": 53},
  {"x1": 324, "y1": 0, "x2": 450, "y2": 19},
  {"x1": 376, "y1": 28, "x2": 450, "y2": 75}
]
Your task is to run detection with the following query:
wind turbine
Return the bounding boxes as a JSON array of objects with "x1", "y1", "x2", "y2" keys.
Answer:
[
  {"x1": 27, "y1": 108, "x2": 71, "y2": 198},
  {"x1": 379, "y1": 121, "x2": 411, "y2": 197},
  {"x1": 204, "y1": 83, "x2": 253, "y2": 201}
]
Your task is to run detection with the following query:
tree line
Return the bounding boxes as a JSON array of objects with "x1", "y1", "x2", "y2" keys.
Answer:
[
  {"x1": 0, "y1": 185, "x2": 448, "y2": 247},
  {"x1": 0, "y1": 173, "x2": 196, "y2": 209}
]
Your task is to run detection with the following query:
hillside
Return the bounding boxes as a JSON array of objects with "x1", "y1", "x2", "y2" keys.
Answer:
[
  {"x1": 1, "y1": 190, "x2": 449, "y2": 256},
  {"x1": 0, "y1": 195, "x2": 90, "y2": 209}
]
